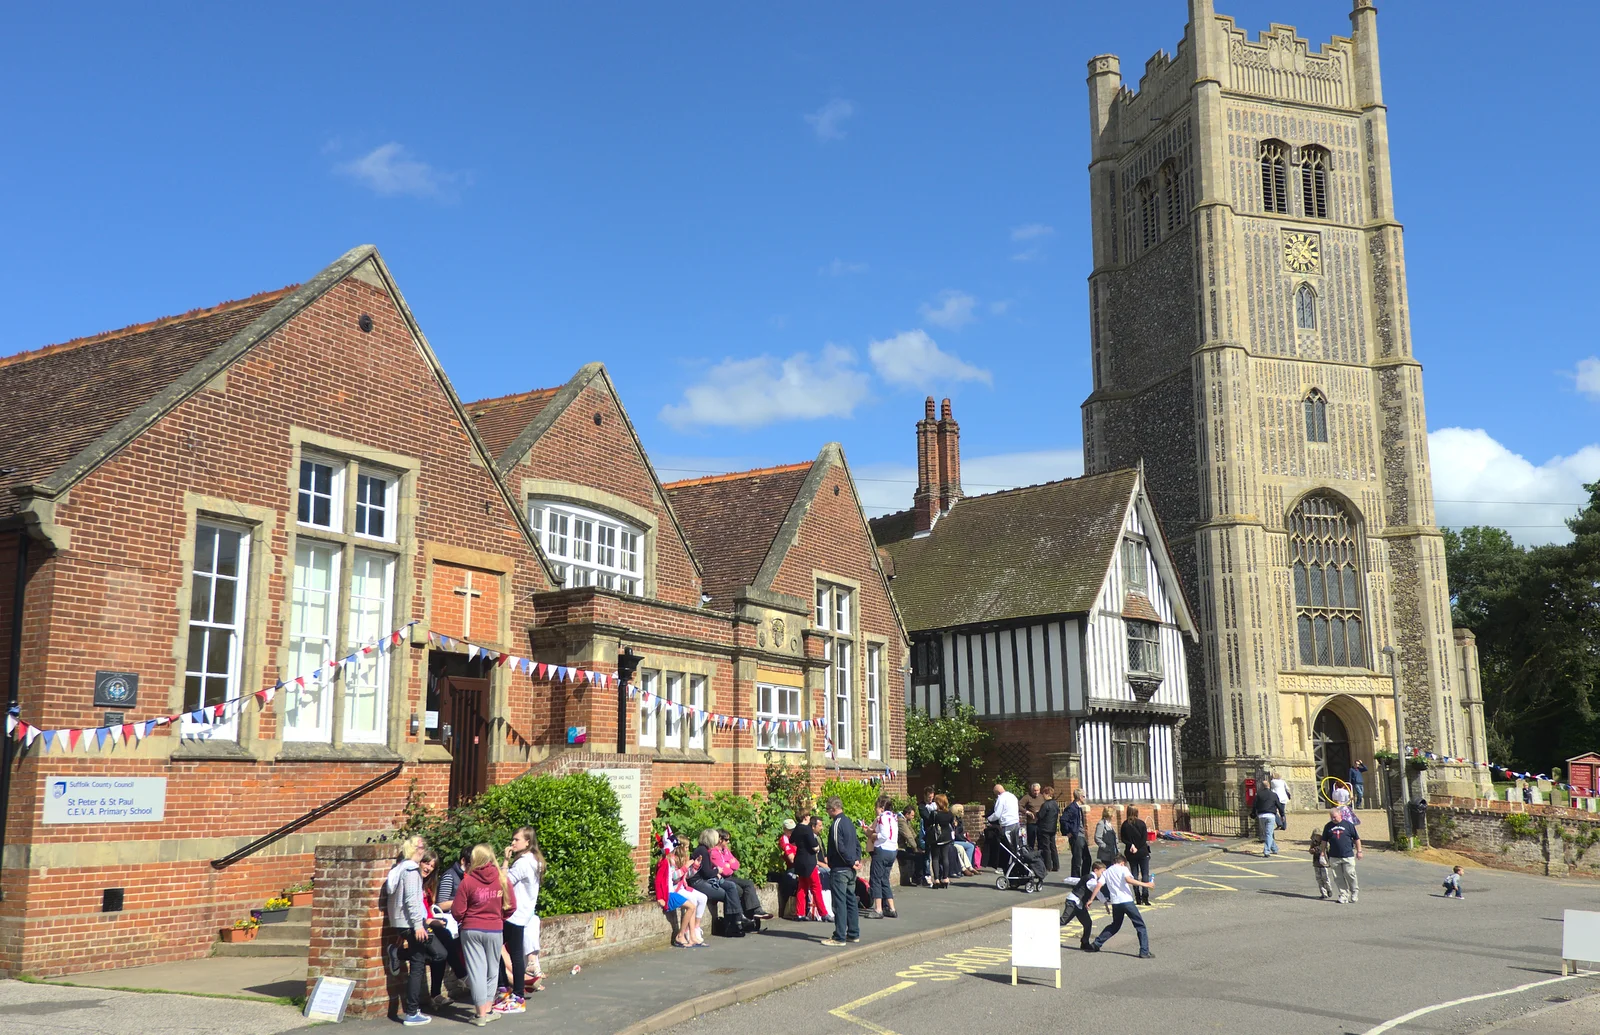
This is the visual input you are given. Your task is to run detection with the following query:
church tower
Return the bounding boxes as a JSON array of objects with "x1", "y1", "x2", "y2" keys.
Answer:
[{"x1": 1081, "y1": 0, "x2": 1491, "y2": 803}]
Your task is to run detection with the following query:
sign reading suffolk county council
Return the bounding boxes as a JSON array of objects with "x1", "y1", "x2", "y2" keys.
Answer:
[{"x1": 42, "y1": 776, "x2": 167, "y2": 824}]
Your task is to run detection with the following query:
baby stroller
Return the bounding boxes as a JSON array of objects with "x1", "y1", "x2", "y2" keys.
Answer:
[{"x1": 993, "y1": 830, "x2": 1047, "y2": 893}]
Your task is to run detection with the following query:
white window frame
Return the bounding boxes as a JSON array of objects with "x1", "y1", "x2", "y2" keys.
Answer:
[
  {"x1": 297, "y1": 455, "x2": 344, "y2": 533},
  {"x1": 662, "y1": 672, "x2": 682, "y2": 743},
  {"x1": 1122, "y1": 539, "x2": 1148, "y2": 593},
  {"x1": 818, "y1": 583, "x2": 855, "y2": 759},
  {"x1": 341, "y1": 550, "x2": 395, "y2": 743},
  {"x1": 353, "y1": 470, "x2": 397, "y2": 543},
  {"x1": 637, "y1": 669, "x2": 659, "y2": 747},
  {"x1": 182, "y1": 523, "x2": 251, "y2": 739},
  {"x1": 687, "y1": 675, "x2": 707, "y2": 750},
  {"x1": 757, "y1": 682, "x2": 804, "y2": 752},
  {"x1": 530, "y1": 500, "x2": 644, "y2": 595},
  {"x1": 286, "y1": 540, "x2": 340, "y2": 741},
  {"x1": 865, "y1": 645, "x2": 882, "y2": 760}
]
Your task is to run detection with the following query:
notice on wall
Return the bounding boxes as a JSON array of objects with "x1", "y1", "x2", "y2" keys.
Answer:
[
  {"x1": 42, "y1": 776, "x2": 167, "y2": 824},
  {"x1": 594, "y1": 767, "x2": 642, "y2": 846}
]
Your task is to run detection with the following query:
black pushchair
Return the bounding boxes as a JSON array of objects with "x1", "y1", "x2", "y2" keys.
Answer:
[{"x1": 992, "y1": 829, "x2": 1047, "y2": 893}]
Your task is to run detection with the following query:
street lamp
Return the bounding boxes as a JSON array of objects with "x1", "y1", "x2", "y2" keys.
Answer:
[{"x1": 1380, "y1": 645, "x2": 1412, "y2": 845}]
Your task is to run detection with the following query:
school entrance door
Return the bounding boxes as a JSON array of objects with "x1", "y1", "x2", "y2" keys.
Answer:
[{"x1": 439, "y1": 676, "x2": 490, "y2": 808}]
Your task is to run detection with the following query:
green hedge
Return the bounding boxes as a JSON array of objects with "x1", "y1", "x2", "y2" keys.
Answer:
[
  {"x1": 398, "y1": 771, "x2": 639, "y2": 917},
  {"x1": 651, "y1": 783, "x2": 790, "y2": 879}
]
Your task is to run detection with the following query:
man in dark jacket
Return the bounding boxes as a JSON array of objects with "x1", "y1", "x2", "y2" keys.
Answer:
[
  {"x1": 1062, "y1": 790, "x2": 1089, "y2": 881},
  {"x1": 1254, "y1": 781, "x2": 1282, "y2": 858},
  {"x1": 822, "y1": 796, "x2": 861, "y2": 947},
  {"x1": 1036, "y1": 788, "x2": 1061, "y2": 872},
  {"x1": 1347, "y1": 760, "x2": 1367, "y2": 808}
]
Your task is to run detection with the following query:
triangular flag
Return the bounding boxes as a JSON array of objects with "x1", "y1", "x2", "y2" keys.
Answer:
[
  {"x1": 536, "y1": 663, "x2": 548, "y2": 680},
  {"x1": 67, "y1": 728, "x2": 82, "y2": 750},
  {"x1": 466, "y1": 645, "x2": 480, "y2": 661},
  {"x1": 41, "y1": 729, "x2": 56, "y2": 752},
  {"x1": 213, "y1": 703, "x2": 226, "y2": 720},
  {"x1": 264, "y1": 687, "x2": 276, "y2": 704},
  {"x1": 108, "y1": 725, "x2": 123, "y2": 747},
  {"x1": 94, "y1": 727, "x2": 109, "y2": 750},
  {"x1": 133, "y1": 721, "x2": 149, "y2": 741},
  {"x1": 5, "y1": 715, "x2": 15, "y2": 737},
  {"x1": 24, "y1": 724, "x2": 41, "y2": 748},
  {"x1": 496, "y1": 652, "x2": 512, "y2": 668}
]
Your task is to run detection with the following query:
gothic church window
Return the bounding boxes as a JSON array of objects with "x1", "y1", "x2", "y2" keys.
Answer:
[
  {"x1": 1299, "y1": 146, "x2": 1329, "y2": 219},
  {"x1": 1295, "y1": 284, "x2": 1318, "y2": 330},
  {"x1": 1288, "y1": 494, "x2": 1366, "y2": 668},
  {"x1": 1159, "y1": 161, "x2": 1184, "y2": 233},
  {"x1": 1138, "y1": 180, "x2": 1157, "y2": 249},
  {"x1": 1303, "y1": 389, "x2": 1328, "y2": 443},
  {"x1": 1259, "y1": 140, "x2": 1290, "y2": 214}
]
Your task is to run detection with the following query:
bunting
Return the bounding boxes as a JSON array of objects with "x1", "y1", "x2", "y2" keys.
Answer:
[
  {"x1": 1409, "y1": 747, "x2": 1589, "y2": 796},
  {"x1": 7, "y1": 621, "x2": 420, "y2": 753}
]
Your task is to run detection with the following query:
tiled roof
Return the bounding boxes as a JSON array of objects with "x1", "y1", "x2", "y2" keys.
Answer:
[
  {"x1": 464, "y1": 388, "x2": 560, "y2": 462},
  {"x1": 664, "y1": 462, "x2": 814, "y2": 610},
  {"x1": 1122, "y1": 592, "x2": 1162, "y2": 623},
  {"x1": 870, "y1": 469, "x2": 1139, "y2": 632},
  {"x1": 0, "y1": 289, "x2": 295, "y2": 518}
]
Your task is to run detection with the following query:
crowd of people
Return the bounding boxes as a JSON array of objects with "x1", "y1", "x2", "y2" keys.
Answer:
[{"x1": 381, "y1": 828, "x2": 547, "y2": 1027}]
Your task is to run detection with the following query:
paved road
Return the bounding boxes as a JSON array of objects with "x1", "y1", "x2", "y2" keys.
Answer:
[
  {"x1": 662, "y1": 848, "x2": 1600, "y2": 1035},
  {"x1": 0, "y1": 980, "x2": 308, "y2": 1034}
]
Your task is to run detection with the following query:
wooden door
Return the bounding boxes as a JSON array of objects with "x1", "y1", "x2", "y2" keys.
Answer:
[{"x1": 440, "y1": 676, "x2": 490, "y2": 808}]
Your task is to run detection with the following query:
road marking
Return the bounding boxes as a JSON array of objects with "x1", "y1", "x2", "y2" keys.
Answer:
[
  {"x1": 1359, "y1": 974, "x2": 1585, "y2": 1035},
  {"x1": 830, "y1": 980, "x2": 917, "y2": 1035}
]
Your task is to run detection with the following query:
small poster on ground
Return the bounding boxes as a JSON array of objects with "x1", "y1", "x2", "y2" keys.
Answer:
[{"x1": 304, "y1": 976, "x2": 355, "y2": 1022}]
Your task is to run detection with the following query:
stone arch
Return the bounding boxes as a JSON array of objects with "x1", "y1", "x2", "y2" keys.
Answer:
[{"x1": 1311, "y1": 693, "x2": 1377, "y2": 806}]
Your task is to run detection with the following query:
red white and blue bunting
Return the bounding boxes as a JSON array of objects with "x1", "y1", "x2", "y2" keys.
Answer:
[
  {"x1": 6, "y1": 621, "x2": 420, "y2": 752},
  {"x1": 425, "y1": 630, "x2": 612, "y2": 688},
  {"x1": 1409, "y1": 747, "x2": 1584, "y2": 794}
]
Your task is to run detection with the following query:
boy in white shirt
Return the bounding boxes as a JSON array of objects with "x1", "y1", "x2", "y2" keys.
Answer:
[{"x1": 1084, "y1": 854, "x2": 1156, "y2": 958}]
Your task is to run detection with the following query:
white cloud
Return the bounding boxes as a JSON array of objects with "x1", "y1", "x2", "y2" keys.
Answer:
[
  {"x1": 1428, "y1": 427, "x2": 1600, "y2": 546},
  {"x1": 335, "y1": 142, "x2": 460, "y2": 199},
  {"x1": 853, "y1": 449, "x2": 1085, "y2": 517},
  {"x1": 661, "y1": 345, "x2": 871, "y2": 430},
  {"x1": 867, "y1": 330, "x2": 991, "y2": 390},
  {"x1": 820, "y1": 258, "x2": 868, "y2": 276},
  {"x1": 1575, "y1": 356, "x2": 1600, "y2": 400},
  {"x1": 919, "y1": 290, "x2": 978, "y2": 330},
  {"x1": 1010, "y1": 223, "x2": 1054, "y2": 241},
  {"x1": 804, "y1": 98, "x2": 855, "y2": 141},
  {"x1": 988, "y1": 300, "x2": 1013, "y2": 316}
]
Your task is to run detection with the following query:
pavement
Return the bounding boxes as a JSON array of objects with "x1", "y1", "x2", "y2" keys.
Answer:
[
  {"x1": 655, "y1": 844, "x2": 1600, "y2": 1035},
  {"x1": 0, "y1": 979, "x2": 309, "y2": 1034},
  {"x1": 63, "y1": 955, "x2": 308, "y2": 1001}
]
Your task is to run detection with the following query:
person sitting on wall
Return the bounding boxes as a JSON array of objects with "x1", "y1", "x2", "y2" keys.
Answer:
[
  {"x1": 713, "y1": 829, "x2": 773, "y2": 920},
  {"x1": 690, "y1": 830, "x2": 747, "y2": 935}
]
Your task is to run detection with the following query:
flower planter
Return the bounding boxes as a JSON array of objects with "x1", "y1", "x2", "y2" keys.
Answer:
[
  {"x1": 220, "y1": 927, "x2": 257, "y2": 943},
  {"x1": 258, "y1": 908, "x2": 289, "y2": 925},
  {"x1": 290, "y1": 892, "x2": 313, "y2": 908}
]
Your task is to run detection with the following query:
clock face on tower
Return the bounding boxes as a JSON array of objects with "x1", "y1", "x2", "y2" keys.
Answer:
[{"x1": 1283, "y1": 230, "x2": 1322, "y2": 274}]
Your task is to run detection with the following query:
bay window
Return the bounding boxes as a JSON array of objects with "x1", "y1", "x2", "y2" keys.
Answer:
[{"x1": 530, "y1": 500, "x2": 644, "y2": 595}]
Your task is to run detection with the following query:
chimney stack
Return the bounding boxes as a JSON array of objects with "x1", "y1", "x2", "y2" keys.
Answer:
[
  {"x1": 913, "y1": 397, "x2": 939, "y2": 534},
  {"x1": 936, "y1": 397, "x2": 963, "y2": 515}
]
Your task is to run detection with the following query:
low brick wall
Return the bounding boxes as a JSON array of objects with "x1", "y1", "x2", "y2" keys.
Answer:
[
  {"x1": 1426, "y1": 800, "x2": 1600, "y2": 877},
  {"x1": 306, "y1": 841, "x2": 779, "y2": 1017}
]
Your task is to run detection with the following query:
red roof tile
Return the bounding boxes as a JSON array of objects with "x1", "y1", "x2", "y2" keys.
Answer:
[
  {"x1": 665, "y1": 462, "x2": 813, "y2": 610},
  {"x1": 464, "y1": 388, "x2": 560, "y2": 462},
  {"x1": 0, "y1": 288, "x2": 295, "y2": 517}
]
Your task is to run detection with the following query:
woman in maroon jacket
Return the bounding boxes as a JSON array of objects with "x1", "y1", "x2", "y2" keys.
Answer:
[{"x1": 451, "y1": 845, "x2": 514, "y2": 1027}]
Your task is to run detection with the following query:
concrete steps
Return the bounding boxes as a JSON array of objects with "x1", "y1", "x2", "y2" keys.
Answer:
[{"x1": 214, "y1": 904, "x2": 311, "y2": 958}]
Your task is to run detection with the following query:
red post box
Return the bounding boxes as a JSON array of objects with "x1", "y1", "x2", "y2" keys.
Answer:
[{"x1": 1244, "y1": 777, "x2": 1257, "y2": 810}]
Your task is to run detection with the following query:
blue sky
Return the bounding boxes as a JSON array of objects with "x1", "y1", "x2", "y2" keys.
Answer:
[{"x1": 2, "y1": 1, "x2": 1596, "y2": 542}]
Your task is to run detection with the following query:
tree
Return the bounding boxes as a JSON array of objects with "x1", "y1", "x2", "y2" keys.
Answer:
[{"x1": 905, "y1": 701, "x2": 991, "y2": 775}]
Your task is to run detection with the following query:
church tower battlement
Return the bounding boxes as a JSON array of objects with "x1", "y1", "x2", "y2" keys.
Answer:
[{"x1": 1082, "y1": 0, "x2": 1490, "y2": 804}]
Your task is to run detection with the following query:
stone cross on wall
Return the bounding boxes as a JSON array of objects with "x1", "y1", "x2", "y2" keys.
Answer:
[{"x1": 453, "y1": 571, "x2": 484, "y2": 638}]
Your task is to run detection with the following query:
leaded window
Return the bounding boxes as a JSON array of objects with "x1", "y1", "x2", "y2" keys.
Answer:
[
  {"x1": 1259, "y1": 140, "x2": 1289, "y2": 214},
  {"x1": 1299, "y1": 146, "x2": 1329, "y2": 219},
  {"x1": 1295, "y1": 284, "x2": 1317, "y2": 331},
  {"x1": 1304, "y1": 389, "x2": 1328, "y2": 443},
  {"x1": 1126, "y1": 620, "x2": 1162, "y2": 676},
  {"x1": 1160, "y1": 161, "x2": 1184, "y2": 233},
  {"x1": 1289, "y1": 495, "x2": 1367, "y2": 667},
  {"x1": 1111, "y1": 724, "x2": 1151, "y2": 781},
  {"x1": 1138, "y1": 180, "x2": 1158, "y2": 249}
]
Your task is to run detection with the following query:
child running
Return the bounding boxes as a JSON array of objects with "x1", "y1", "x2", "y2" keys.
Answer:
[
  {"x1": 1442, "y1": 865, "x2": 1464, "y2": 899},
  {"x1": 1084, "y1": 854, "x2": 1156, "y2": 958},
  {"x1": 1309, "y1": 828, "x2": 1333, "y2": 900},
  {"x1": 1059, "y1": 860, "x2": 1105, "y2": 950}
]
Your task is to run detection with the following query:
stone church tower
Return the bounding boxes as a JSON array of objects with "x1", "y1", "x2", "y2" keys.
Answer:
[{"x1": 1081, "y1": 0, "x2": 1491, "y2": 802}]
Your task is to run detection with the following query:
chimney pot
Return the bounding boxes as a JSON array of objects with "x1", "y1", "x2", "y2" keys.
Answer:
[{"x1": 941, "y1": 397, "x2": 953, "y2": 421}]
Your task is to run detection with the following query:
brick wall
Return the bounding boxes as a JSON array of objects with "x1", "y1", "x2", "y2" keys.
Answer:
[
  {"x1": 1427, "y1": 799, "x2": 1600, "y2": 877},
  {"x1": 305, "y1": 842, "x2": 400, "y2": 1020}
]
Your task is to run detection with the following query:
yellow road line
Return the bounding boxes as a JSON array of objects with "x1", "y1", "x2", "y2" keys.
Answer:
[{"x1": 830, "y1": 980, "x2": 917, "y2": 1035}]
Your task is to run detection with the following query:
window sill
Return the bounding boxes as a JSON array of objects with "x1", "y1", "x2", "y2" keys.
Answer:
[
  {"x1": 649, "y1": 749, "x2": 716, "y2": 765},
  {"x1": 170, "y1": 740, "x2": 255, "y2": 762},
  {"x1": 1287, "y1": 665, "x2": 1377, "y2": 677},
  {"x1": 275, "y1": 742, "x2": 404, "y2": 763}
]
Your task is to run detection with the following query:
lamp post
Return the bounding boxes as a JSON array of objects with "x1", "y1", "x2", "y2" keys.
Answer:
[
  {"x1": 1380, "y1": 645, "x2": 1412, "y2": 845},
  {"x1": 614, "y1": 647, "x2": 643, "y2": 755}
]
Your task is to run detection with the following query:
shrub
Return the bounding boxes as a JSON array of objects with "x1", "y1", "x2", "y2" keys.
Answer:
[
  {"x1": 1503, "y1": 812, "x2": 1541, "y2": 839},
  {"x1": 398, "y1": 771, "x2": 639, "y2": 917},
  {"x1": 819, "y1": 778, "x2": 884, "y2": 825},
  {"x1": 651, "y1": 784, "x2": 789, "y2": 879}
]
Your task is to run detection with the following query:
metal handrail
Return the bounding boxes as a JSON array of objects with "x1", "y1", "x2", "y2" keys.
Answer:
[{"x1": 210, "y1": 762, "x2": 404, "y2": 870}]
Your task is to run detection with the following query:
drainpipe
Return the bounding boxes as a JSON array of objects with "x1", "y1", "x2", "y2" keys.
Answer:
[{"x1": 0, "y1": 532, "x2": 32, "y2": 903}]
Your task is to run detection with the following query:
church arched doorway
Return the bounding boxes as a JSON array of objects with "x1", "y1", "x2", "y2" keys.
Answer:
[{"x1": 1313, "y1": 709, "x2": 1350, "y2": 804}]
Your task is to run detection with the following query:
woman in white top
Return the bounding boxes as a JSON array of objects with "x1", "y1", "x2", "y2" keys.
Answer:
[
  {"x1": 868, "y1": 795, "x2": 899, "y2": 920},
  {"x1": 496, "y1": 827, "x2": 545, "y2": 1012},
  {"x1": 1269, "y1": 771, "x2": 1291, "y2": 833}
]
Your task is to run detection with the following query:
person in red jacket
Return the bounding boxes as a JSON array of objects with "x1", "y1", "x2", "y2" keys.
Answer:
[
  {"x1": 451, "y1": 845, "x2": 514, "y2": 1027},
  {"x1": 654, "y1": 842, "x2": 706, "y2": 947}
]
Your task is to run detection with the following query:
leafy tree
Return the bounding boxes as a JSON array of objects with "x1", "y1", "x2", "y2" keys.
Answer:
[{"x1": 905, "y1": 702, "x2": 991, "y2": 775}]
